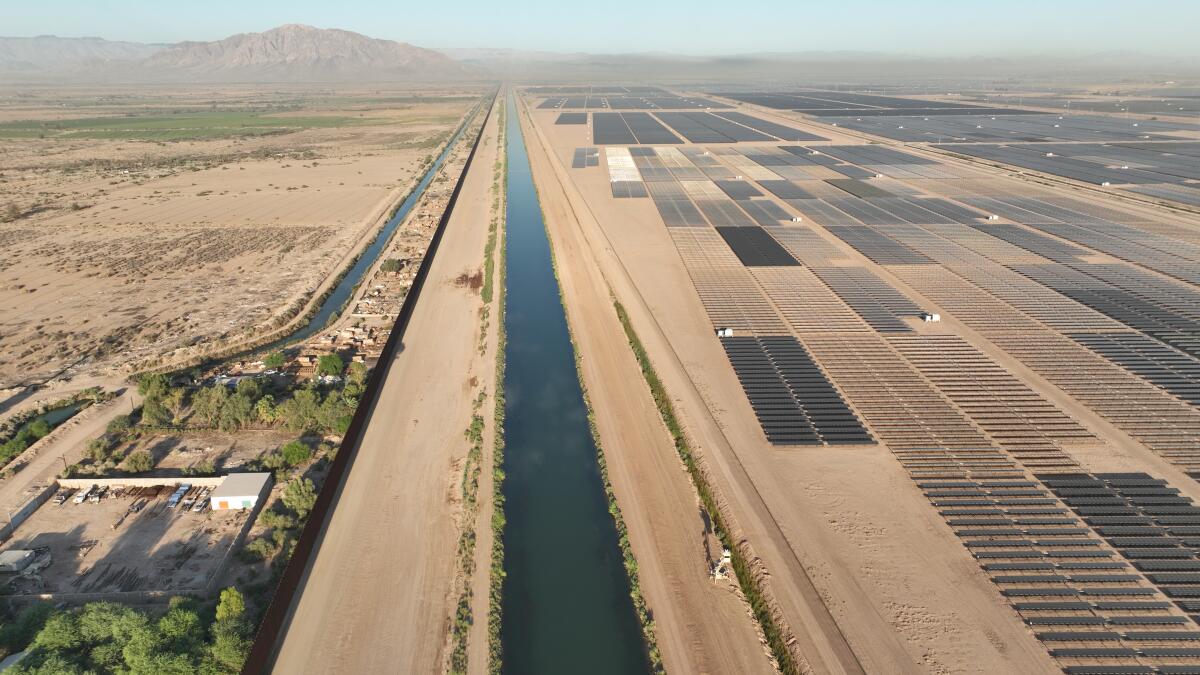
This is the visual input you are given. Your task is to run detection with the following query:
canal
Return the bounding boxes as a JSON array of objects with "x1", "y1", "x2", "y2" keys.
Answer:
[
  {"x1": 499, "y1": 92, "x2": 651, "y2": 674},
  {"x1": 249, "y1": 98, "x2": 483, "y2": 356}
]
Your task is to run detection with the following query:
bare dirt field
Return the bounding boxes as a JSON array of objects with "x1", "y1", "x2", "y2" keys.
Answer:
[
  {"x1": 270, "y1": 95, "x2": 501, "y2": 674},
  {"x1": 0, "y1": 84, "x2": 480, "y2": 388}
]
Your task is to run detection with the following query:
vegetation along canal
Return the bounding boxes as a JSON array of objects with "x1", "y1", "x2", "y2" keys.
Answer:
[
  {"x1": 498, "y1": 92, "x2": 651, "y2": 674},
  {"x1": 252, "y1": 98, "x2": 482, "y2": 354}
]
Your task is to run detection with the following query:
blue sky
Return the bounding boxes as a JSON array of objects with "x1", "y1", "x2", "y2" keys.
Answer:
[{"x1": 5, "y1": 0, "x2": 1197, "y2": 58}]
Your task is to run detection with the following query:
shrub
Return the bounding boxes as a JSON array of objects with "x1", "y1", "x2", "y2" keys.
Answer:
[
  {"x1": 279, "y1": 440, "x2": 311, "y2": 467},
  {"x1": 123, "y1": 450, "x2": 153, "y2": 474}
]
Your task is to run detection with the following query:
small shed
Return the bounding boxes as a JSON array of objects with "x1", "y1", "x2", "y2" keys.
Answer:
[{"x1": 210, "y1": 473, "x2": 272, "y2": 511}]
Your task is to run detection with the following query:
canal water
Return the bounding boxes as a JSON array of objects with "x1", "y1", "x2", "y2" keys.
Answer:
[
  {"x1": 499, "y1": 93, "x2": 650, "y2": 674},
  {"x1": 250, "y1": 100, "x2": 481, "y2": 356}
]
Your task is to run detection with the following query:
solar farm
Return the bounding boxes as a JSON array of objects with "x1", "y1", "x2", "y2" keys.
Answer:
[{"x1": 521, "y1": 84, "x2": 1200, "y2": 674}]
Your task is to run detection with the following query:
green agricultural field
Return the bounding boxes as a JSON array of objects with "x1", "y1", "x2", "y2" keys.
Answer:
[{"x1": 0, "y1": 111, "x2": 383, "y2": 141}]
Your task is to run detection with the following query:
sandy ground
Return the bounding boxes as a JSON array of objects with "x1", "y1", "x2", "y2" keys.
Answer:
[
  {"x1": 521, "y1": 105, "x2": 775, "y2": 673},
  {"x1": 0, "y1": 86, "x2": 477, "y2": 388},
  {"x1": 523, "y1": 96, "x2": 1062, "y2": 673},
  {"x1": 270, "y1": 97, "x2": 499, "y2": 674}
]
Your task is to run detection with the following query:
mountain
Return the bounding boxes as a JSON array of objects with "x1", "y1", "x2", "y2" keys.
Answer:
[
  {"x1": 0, "y1": 25, "x2": 483, "y2": 82},
  {"x1": 0, "y1": 35, "x2": 163, "y2": 73},
  {"x1": 141, "y1": 24, "x2": 480, "y2": 82}
]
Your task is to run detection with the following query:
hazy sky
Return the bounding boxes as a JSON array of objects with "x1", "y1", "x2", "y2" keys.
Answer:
[{"x1": 6, "y1": 0, "x2": 1198, "y2": 58}]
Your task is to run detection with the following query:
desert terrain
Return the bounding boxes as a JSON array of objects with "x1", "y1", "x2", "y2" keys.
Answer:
[{"x1": 0, "y1": 85, "x2": 479, "y2": 389}]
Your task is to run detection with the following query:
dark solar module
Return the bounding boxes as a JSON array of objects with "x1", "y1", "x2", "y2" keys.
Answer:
[
  {"x1": 736, "y1": 199, "x2": 792, "y2": 227},
  {"x1": 716, "y1": 226, "x2": 802, "y2": 266},
  {"x1": 1050, "y1": 648, "x2": 1138, "y2": 658},
  {"x1": 825, "y1": 178, "x2": 896, "y2": 199},
  {"x1": 714, "y1": 180, "x2": 763, "y2": 200},
  {"x1": 830, "y1": 165, "x2": 880, "y2": 180},
  {"x1": 620, "y1": 112, "x2": 683, "y2": 144},
  {"x1": 592, "y1": 112, "x2": 637, "y2": 144},
  {"x1": 823, "y1": 226, "x2": 934, "y2": 265},
  {"x1": 556, "y1": 112, "x2": 588, "y2": 125},
  {"x1": 758, "y1": 180, "x2": 817, "y2": 200},
  {"x1": 663, "y1": 112, "x2": 775, "y2": 142},
  {"x1": 1060, "y1": 666, "x2": 1153, "y2": 675},
  {"x1": 710, "y1": 111, "x2": 828, "y2": 141},
  {"x1": 721, "y1": 336, "x2": 870, "y2": 445},
  {"x1": 1037, "y1": 631, "x2": 1120, "y2": 641}
]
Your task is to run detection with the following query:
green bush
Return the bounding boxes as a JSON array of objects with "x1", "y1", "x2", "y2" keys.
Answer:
[
  {"x1": 122, "y1": 450, "x2": 153, "y2": 474},
  {"x1": 279, "y1": 440, "x2": 312, "y2": 467}
]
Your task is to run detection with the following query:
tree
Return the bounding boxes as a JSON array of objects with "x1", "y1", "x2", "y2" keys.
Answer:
[
  {"x1": 3, "y1": 202, "x2": 20, "y2": 223},
  {"x1": 0, "y1": 602, "x2": 54, "y2": 654},
  {"x1": 316, "y1": 354, "x2": 343, "y2": 378},
  {"x1": 191, "y1": 385, "x2": 229, "y2": 428},
  {"x1": 316, "y1": 393, "x2": 354, "y2": 435},
  {"x1": 218, "y1": 393, "x2": 253, "y2": 432},
  {"x1": 282, "y1": 478, "x2": 317, "y2": 519},
  {"x1": 255, "y1": 394, "x2": 276, "y2": 424},
  {"x1": 123, "y1": 450, "x2": 153, "y2": 474},
  {"x1": 279, "y1": 440, "x2": 312, "y2": 467},
  {"x1": 162, "y1": 388, "x2": 187, "y2": 423},
  {"x1": 276, "y1": 389, "x2": 320, "y2": 432},
  {"x1": 31, "y1": 612, "x2": 81, "y2": 652},
  {"x1": 262, "y1": 351, "x2": 285, "y2": 370},
  {"x1": 140, "y1": 398, "x2": 172, "y2": 427},
  {"x1": 235, "y1": 378, "x2": 261, "y2": 402},
  {"x1": 137, "y1": 373, "x2": 170, "y2": 401},
  {"x1": 380, "y1": 258, "x2": 403, "y2": 273},
  {"x1": 214, "y1": 588, "x2": 245, "y2": 624}
]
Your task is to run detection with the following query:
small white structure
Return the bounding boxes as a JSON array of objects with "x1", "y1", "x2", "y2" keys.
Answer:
[
  {"x1": 210, "y1": 473, "x2": 272, "y2": 511},
  {"x1": 921, "y1": 312, "x2": 941, "y2": 323},
  {"x1": 986, "y1": 214, "x2": 1000, "y2": 221},
  {"x1": 790, "y1": 216, "x2": 803, "y2": 223},
  {"x1": 715, "y1": 327, "x2": 735, "y2": 338},
  {"x1": 0, "y1": 550, "x2": 35, "y2": 573}
]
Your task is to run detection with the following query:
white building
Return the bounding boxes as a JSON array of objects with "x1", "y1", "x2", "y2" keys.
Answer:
[{"x1": 210, "y1": 473, "x2": 271, "y2": 511}]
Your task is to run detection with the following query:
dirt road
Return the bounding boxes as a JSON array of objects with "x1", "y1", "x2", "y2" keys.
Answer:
[
  {"x1": 0, "y1": 388, "x2": 139, "y2": 531},
  {"x1": 270, "y1": 100, "x2": 500, "y2": 674}
]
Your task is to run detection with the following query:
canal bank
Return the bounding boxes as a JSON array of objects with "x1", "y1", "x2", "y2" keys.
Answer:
[{"x1": 498, "y1": 93, "x2": 651, "y2": 674}]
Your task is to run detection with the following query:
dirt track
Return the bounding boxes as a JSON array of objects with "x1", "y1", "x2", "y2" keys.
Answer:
[{"x1": 269, "y1": 99, "x2": 499, "y2": 674}]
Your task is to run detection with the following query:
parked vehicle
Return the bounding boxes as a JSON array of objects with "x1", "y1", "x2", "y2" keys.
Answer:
[{"x1": 72, "y1": 486, "x2": 94, "y2": 504}]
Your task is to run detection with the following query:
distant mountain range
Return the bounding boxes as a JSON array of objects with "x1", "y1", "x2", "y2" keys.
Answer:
[
  {"x1": 0, "y1": 24, "x2": 483, "y2": 82},
  {"x1": 2, "y1": 26, "x2": 1195, "y2": 84}
]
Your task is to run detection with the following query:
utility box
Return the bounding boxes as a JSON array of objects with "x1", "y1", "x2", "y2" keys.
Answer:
[
  {"x1": 922, "y1": 313, "x2": 941, "y2": 323},
  {"x1": 715, "y1": 327, "x2": 735, "y2": 338}
]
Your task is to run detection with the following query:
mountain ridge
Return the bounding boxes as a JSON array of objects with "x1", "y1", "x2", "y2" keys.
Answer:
[{"x1": 0, "y1": 25, "x2": 482, "y2": 82}]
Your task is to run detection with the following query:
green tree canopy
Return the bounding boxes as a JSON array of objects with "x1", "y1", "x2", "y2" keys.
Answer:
[
  {"x1": 262, "y1": 351, "x2": 286, "y2": 370},
  {"x1": 282, "y1": 478, "x2": 317, "y2": 519},
  {"x1": 316, "y1": 354, "x2": 344, "y2": 377}
]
